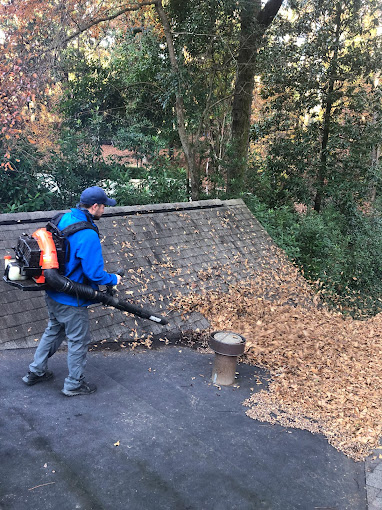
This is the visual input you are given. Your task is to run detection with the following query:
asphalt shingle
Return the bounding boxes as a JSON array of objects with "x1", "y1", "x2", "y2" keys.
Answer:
[{"x1": 0, "y1": 199, "x2": 277, "y2": 350}]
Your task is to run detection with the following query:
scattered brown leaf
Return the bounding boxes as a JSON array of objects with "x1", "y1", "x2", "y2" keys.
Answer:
[{"x1": 174, "y1": 265, "x2": 382, "y2": 461}]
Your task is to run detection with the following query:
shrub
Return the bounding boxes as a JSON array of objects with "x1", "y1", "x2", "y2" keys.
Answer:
[
  {"x1": 109, "y1": 154, "x2": 188, "y2": 206},
  {"x1": 245, "y1": 193, "x2": 382, "y2": 317},
  {"x1": 0, "y1": 137, "x2": 55, "y2": 213}
]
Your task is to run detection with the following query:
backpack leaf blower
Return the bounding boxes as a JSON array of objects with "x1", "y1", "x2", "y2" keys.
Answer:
[{"x1": 3, "y1": 225, "x2": 168, "y2": 326}]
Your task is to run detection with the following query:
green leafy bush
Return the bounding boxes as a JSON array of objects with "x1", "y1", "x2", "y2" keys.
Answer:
[
  {"x1": 105, "y1": 154, "x2": 188, "y2": 206},
  {"x1": 243, "y1": 194, "x2": 301, "y2": 260},
  {"x1": 0, "y1": 138, "x2": 55, "y2": 213},
  {"x1": 245, "y1": 193, "x2": 382, "y2": 317},
  {"x1": 46, "y1": 128, "x2": 108, "y2": 208}
]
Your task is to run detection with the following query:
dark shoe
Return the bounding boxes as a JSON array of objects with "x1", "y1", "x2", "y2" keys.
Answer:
[
  {"x1": 61, "y1": 382, "x2": 97, "y2": 397},
  {"x1": 22, "y1": 370, "x2": 53, "y2": 386}
]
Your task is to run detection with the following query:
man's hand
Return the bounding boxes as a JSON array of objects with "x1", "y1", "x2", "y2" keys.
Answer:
[{"x1": 116, "y1": 274, "x2": 122, "y2": 285}]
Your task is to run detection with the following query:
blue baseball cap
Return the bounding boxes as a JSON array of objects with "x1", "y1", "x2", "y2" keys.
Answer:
[{"x1": 80, "y1": 186, "x2": 117, "y2": 207}]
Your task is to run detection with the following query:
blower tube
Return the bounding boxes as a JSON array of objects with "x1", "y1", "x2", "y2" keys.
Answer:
[{"x1": 44, "y1": 269, "x2": 168, "y2": 325}]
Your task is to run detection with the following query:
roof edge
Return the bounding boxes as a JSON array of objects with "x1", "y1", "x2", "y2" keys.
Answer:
[{"x1": 0, "y1": 199, "x2": 246, "y2": 226}]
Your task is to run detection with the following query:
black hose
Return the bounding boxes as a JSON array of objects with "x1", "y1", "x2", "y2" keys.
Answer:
[{"x1": 44, "y1": 269, "x2": 168, "y2": 325}]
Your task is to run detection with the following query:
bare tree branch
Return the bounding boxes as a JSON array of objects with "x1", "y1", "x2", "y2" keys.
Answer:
[{"x1": 61, "y1": 0, "x2": 157, "y2": 46}]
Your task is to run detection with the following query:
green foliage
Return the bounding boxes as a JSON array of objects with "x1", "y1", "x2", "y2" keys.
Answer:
[
  {"x1": 145, "y1": 155, "x2": 188, "y2": 203},
  {"x1": 243, "y1": 0, "x2": 382, "y2": 316},
  {"x1": 245, "y1": 193, "x2": 382, "y2": 317},
  {"x1": 243, "y1": 194, "x2": 301, "y2": 260},
  {"x1": 105, "y1": 154, "x2": 188, "y2": 206},
  {"x1": 114, "y1": 121, "x2": 162, "y2": 163},
  {"x1": 45, "y1": 128, "x2": 110, "y2": 208},
  {"x1": 60, "y1": 51, "x2": 127, "y2": 143},
  {"x1": 255, "y1": 0, "x2": 382, "y2": 211},
  {"x1": 111, "y1": 31, "x2": 176, "y2": 140},
  {"x1": 0, "y1": 138, "x2": 55, "y2": 213},
  {"x1": 0, "y1": 128, "x2": 116, "y2": 212},
  {"x1": 60, "y1": 31, "x2": 178, "y2": 152},
  {"x1": 56, "y1": 9, "x2": 238, "y2": 203}
]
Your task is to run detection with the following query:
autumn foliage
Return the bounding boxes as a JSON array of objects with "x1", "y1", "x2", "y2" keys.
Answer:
[{"x1": 0, "y1": 0, "x2": 157, "y2": 165}]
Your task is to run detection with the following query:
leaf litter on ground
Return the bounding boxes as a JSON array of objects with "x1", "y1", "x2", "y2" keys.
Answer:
[{"x1": 174, "y1": 253, "x2": 382, "y2": 462}]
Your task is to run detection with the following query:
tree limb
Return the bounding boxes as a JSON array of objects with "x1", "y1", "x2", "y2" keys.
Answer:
[
  {"x1": 62, "y1": 0, "x2": 158, "y2": 45},
  {"x1": 257, "y1": 0, "x2": 284, "y2": 28}
]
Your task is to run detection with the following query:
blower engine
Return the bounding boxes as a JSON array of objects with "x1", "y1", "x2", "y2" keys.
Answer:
[{"x1": 3, "y1": 226, "x2": 168, "y2": 325}]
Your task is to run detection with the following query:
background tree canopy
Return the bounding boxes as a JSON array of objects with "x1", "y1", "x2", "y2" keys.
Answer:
[{"x1": 0, "y1": 0, "x2": 382, "y2": 315}]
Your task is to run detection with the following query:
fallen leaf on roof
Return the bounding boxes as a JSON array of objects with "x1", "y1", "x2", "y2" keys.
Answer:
[{"x1": 174, "y1": 263, "x2": 382, "y2": 461}]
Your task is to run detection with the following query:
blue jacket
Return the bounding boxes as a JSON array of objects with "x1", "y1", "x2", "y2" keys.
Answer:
[{"x1": 46, "y1": 207, "x2": 117, "y2": 307}]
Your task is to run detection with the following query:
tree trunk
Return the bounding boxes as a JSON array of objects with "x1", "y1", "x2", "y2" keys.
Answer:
[
  {"x1": 155, "y1": 0, "x2": 199, "y2": 201},
  {"x1": 313, "y1": 3, "x2": 342, "y2": 213},
  {"x1": 313, "y1": 93, "x2": 334, "y2": 213},
  {"x1": 370, "y1": 74, "x2": 381, "y2": 205},
  {"x1": 228, "y1": 0, "x2": 283, "y2": 195}
]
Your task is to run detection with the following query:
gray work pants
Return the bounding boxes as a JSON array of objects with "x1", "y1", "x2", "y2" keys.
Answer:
[{"x1": 29, "y1": 295, "x2": 92, "y2": 391}]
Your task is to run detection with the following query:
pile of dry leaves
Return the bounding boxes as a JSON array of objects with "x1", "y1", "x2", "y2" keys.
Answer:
[{"x1": 175, "y1": 262, "x2": 382, "y2": 461}]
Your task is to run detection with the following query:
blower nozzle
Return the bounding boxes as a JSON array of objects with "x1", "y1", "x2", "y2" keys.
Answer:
[
  {"x1": 43, "y1": 269, "x2": 168, "y2": 325},
  {"x1": 4, "y1": 229, "x2": 169, "y2": 326}
]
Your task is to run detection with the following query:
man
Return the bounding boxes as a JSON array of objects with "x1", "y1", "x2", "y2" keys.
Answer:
[{"x1": 22, "y1": 186, "x2": 121, "y2": 396}]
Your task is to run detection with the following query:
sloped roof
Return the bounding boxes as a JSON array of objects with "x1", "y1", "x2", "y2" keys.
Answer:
[{"x1": 0, "y1": 199, "x2": 279, "y2": 350}]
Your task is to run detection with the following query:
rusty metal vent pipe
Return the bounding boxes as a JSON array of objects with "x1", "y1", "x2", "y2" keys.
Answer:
[{"x1": 209, "y1": 331, "x2": 246, "y2": 386}]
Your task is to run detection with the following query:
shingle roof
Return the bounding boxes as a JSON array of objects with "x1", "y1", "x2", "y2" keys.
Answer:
[{"x1": 0, "y1": 199, "x2": 278, "y2": 350}]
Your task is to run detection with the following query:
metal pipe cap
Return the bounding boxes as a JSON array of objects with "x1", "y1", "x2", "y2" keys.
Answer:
[{"x1": 209, "y1": 331, "x2": 246, "y2": 356}]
